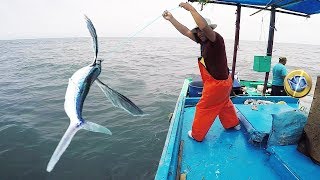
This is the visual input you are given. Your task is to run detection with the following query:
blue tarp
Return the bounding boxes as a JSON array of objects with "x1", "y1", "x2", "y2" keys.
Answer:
[
  {"x1": 193, "y1": 0, "x2": 320, "y2": 15},
  {"x1": 268, "y1": 110, "x2": 307, "y2": 146}
]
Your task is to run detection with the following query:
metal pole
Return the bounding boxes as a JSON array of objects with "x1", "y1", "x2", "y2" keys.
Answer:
[
  {"x1": 231, "y1": 5, "x2": 241, "y2": 81},
  {"x1": 262, "y1": 7, "x2": 276, "y2": 95},
  {"x1": 188, "y1": 0, "x2": 309, "y2": 18}
]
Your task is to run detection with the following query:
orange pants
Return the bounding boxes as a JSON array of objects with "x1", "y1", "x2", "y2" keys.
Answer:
[{"x1": 191, "y1": 60, "x2": 239, "y2": 141}]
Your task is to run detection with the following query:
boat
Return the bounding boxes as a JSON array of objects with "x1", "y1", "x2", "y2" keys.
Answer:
[
  {"x1": 155, "y1": 0, "x2": 320, "y2": 179},
  {"x1": 239, "y1": 79, "x2": 272, "y2": 96}
]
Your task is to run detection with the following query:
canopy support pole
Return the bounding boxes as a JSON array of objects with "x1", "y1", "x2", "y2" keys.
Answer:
[
  {"x1": 262, "y1": 7, "x2": 276, "y2": 95},
  {"x1": 231, "y1": 5, "x2": 241, "y2": 81},
  {"x1": 188, "y1": 0, "x2": 309, "y2": 18}
]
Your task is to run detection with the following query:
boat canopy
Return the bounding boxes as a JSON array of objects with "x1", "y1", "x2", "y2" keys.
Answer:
[{"x1": 189, "y1": 0, "x2": 320, "y2": 15}]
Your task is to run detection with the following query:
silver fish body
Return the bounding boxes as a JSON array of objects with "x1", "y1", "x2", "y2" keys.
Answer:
[{"x1": 65, "y1": 64, "x2": 101, "y2": 123}]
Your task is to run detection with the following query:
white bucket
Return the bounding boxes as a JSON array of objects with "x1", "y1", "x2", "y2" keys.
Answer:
[{"x1": 257, "y1": 85, "x2": 264, "y2": 92}]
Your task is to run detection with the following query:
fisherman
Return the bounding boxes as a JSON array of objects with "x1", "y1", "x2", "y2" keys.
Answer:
[
  {"x1": 162, "y1": 2, "x2": 240, "y2": 142},
  {"x1": 271, "y1": 57, "x2": 288, "y2": 96}
]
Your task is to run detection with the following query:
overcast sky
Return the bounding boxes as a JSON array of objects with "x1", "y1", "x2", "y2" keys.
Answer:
[{"x1": 1, "y1": 0, "x2": 319, "y2": 45}]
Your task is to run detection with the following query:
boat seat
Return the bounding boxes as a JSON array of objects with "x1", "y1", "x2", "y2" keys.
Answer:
[{"x1": 235, "y1": 104, "x2": 295, "y2": 143}]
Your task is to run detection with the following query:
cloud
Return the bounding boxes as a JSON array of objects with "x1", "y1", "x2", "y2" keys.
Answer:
[{"x1": 0, "y1": 0, "x2": 319, "y2": 45}]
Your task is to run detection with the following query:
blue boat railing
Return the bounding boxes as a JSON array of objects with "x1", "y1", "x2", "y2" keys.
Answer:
[{"x1": 155, "y1": 79, "x2": 190, "y2": 180}]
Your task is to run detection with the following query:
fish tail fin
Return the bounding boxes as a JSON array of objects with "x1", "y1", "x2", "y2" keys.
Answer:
[
  {"x1": 46, "y1": 121, "x2": 111, "y2": 172},
  {"x1": 46, "y1": 123, "x2": 81, "y2": 172},
  {"x1": 84, "y1": 15, "x2": 98, "y2": 66}
]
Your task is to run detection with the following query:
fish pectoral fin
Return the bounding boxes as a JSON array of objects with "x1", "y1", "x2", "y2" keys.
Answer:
[
  {"x1": 82, "y1": 121, "x2": 112, "y2": 135},
  {"x1": 95, "y1": 78, "x2": 145, "y2": 116}
]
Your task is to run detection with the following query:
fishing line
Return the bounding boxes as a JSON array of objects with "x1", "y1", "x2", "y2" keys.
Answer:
[
  {"x1": 256, "y1": 10, "x2": 280, "y2": 57},
  {"x1": 106, "y1": 6, "x2": 180, "y2": 60},
  {"x1": 256, "y1": 16, "x2": 268, "y2": 54},
  {"x1": 127, "y1": 6, "x2": 180, "y2": 38}
]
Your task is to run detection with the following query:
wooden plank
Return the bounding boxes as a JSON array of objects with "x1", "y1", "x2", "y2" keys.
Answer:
[
  {"x1": 155, "y1": 79, "x2": 190, "y2": 179},
  {"x1": 298, "y1": 76, "x2": 320, "y2": 164},
  {"x1": 176, "y1": 140, "x2": 184, "y2": 180},
  {"x1": 180, "y1": 173, "x2": 186, "y2": 180}
]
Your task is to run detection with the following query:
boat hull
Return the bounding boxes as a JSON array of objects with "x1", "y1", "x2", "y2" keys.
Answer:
[{"x1": 155, "y1": 79, "x2": 320, "y2": 180}]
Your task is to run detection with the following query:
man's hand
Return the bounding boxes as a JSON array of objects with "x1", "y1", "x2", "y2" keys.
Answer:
[
  {"x1": 179, "y1": 2, "x2": 196, "y2": 12},
  {"x1": 162, "y1": 10, "x2": 173, "y2": 20}
]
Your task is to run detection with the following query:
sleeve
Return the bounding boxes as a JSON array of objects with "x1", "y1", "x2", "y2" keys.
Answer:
[{"x1": 281, "y1": 67, "x2": 288, "y2": 76}]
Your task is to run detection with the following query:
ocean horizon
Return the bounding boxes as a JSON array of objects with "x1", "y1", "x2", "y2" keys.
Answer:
[
  {"x1": 0, "y1": 37, "x2": 318, "y2": 179},
  {"x1": 2, "y1": 37, "x2": 320, "y2": 46}
]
